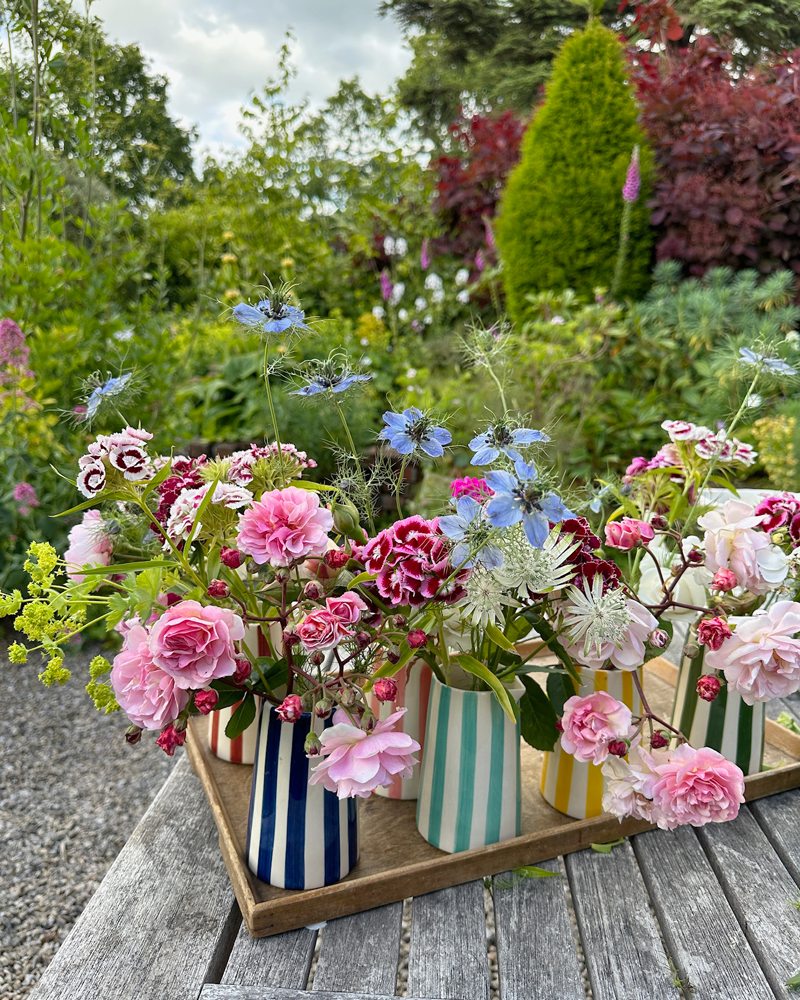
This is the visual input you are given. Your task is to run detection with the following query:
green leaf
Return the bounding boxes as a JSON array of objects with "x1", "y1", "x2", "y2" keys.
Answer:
[
  {"x1": 224, "y1": 693, "x2": 256, "y2": 739},
  {"x1": 53, "y1": 492, "x2": 128, "y2": 517},
  {"x1": 485, "y1": 621, "x2": 516, "y2": 653},
  {"x1": 786, "y1": 971, "x2": 800, "y2": 990},
  {"x1": 591, "y1": 837, "x2": 625, "y2": 854},
  {"x1": 185, "y1": 473, "x2": 222, "y2": 550},
  {"x1": 777, "y1": 711, "x2": 800, "y2": 736},
  {"x1": 454, "y1": 653, "x2": 517, "y2": 721},
  {"x1": 520, "y1": 608, "x2": 580, "y2": 685},
  {"x1": 513, "y1": 865, "x2": 561, "y2": 879},
  {"x1": 518, "y1": 675, "x2": 559, "y2": 750},
  {"x1": 141, "y1": 457, "x2": 177, "y2": 499},
  {"x1": 347, "y1": 570, "x2": 377, "y2": 590},
  {"x1": 77, "y1": 560, "x2": 177, "y2": 575},
  {"x1": 291, "y1": 480, "x2": 337, "y2": 491},
  {"x1": 369, "y1": 644, "x2": 415, "y2": 683},
  {"x1": 547, "y1": 671, "x2": 577, "y2": 717}
]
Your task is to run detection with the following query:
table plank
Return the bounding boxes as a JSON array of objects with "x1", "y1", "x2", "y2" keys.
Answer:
[
  {"x1": 313, "y1": 903, "x2": 403, "y2": 995},
  {"x1": 222, "y1": 925, "x2": 318, "y2": 988},
  {"x1": 696, "y1": 806, "x2": 800, "y2": 999},
  {"x1": 565, "y1": 842, "x2": 680, "y2": 1000},
  {"x1": 201, "y1": 989, "x2": 438, "y2": 1000},
  {"x1": 751, "y1": 788, "x2": 800, "y2": 885},
  {"x1": 633, "y1": 826, "x2": 775, "y2": 999},
  {"x1": 407, "y1": 880, "x2": 490, "y2": 1000},
  {"x1": 492, "y1": 859, "x2": 584, "y2": 1000},
  {"x1": 29, "y1": 757, "x2": 240, "y2": 1000}
]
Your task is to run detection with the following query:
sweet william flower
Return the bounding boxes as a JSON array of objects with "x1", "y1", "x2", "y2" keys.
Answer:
[{"x1": 64, "y1": 510, "x2": 113, "y2": 583}]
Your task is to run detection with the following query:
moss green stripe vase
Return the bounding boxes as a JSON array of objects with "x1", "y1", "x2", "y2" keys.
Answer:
[
  {"x1": 416, "y1": 674, "x2": 523, "y2": 854},
  {"x1": 671, "y1": 628, "x2": 765, "y2": 776}
]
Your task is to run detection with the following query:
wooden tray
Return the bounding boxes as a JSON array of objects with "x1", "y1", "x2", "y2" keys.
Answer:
[{"x1": 186, "y1": 657, "x2": 800, "y2": 937}]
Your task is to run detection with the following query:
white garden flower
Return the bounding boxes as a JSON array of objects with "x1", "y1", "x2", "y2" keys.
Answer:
[
  {"x1": 457, "y1": 289, "x2": 470, "y2": 305},
  {"x1": 372, "y1": 305, "x2": 385, "y2": 320},
  {"x1": 398, "y1": 308, "x2": 409, "y2": 321},
  {"x1": 494, "y1": 525, "x2": 578, "y2": 599},
  {"x1": 561, "y1": 575, "x2": 632, "y2": 657},
  {"x1": 390, "y1": 282, "x2": 405, "y2": 305},
  {"x1": 459, "y1": 566, "x2": 516, "y2": 628},
  {"x1": 424, "y1": 273, "x2": 443, "y2": 291},
  {"x1": 455, "y1": 268, "x2": 470, "y2": 287},
  {"x1": 431, "y1": 288, "x2": 445, "y2": 305},
  {"x1": 414, "y1": 296, "x2": 427, "y2": 311}
]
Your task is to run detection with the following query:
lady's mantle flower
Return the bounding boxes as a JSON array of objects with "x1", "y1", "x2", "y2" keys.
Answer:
[
  {"x1": 469, "y1": 424, "x2": 550, "y2": 465},
  {"x1": 739, "y1": 346, "x2": 796, "y2": 377},
  {"x1": 292, "y1": 361, "x2": 371, "y2": 397},
  {"x1": 379, "y1": 407, "x2": 451, "y2": 458},
  {"x1": 84, "y1": 373, "x2": 133, "y2": 422},
  {"x1": 485, "y1": 460, "x2": 573, "y2": 547},
  {"x1": 439, "y1": 496, "x2": 502, "y2": 569}
]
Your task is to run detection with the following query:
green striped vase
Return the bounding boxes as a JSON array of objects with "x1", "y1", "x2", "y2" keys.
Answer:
[
  {"x1": 671, "y1": 630, "x2": 764, "y2": 775},
  {"x1": 415, "y1": 675, "x2": 523, "y2": 854}
]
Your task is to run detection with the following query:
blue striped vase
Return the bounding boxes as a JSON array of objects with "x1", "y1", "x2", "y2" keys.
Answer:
[
  {"x1": 246, "y1": 704, "x2": 359, "y2": 889},
  {"x1": 671, "y1": 632, "x2": 765, "y2": 776},
  {"x1": 416, "y1": 675, "x2": 523, "y2": 854}
]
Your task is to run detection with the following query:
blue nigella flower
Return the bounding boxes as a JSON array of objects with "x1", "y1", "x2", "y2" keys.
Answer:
[
  {"x1": 485, "y1": 459, "x2": 574, "y2": 547},
  {"x1": 292, "y1": 371, "x2": 372, "y2": 397},
  {"x1": 379, "y1": 407, "x2": 452, "y2": 458},
  {"x1": 85, "y1": 372, "x2": 133, "y2": 421},
  {"x1": 233, "y1": 299, "x2": 308, "y2": 334},
  {"x1": 469, "y1": 424, "x2": 550, "y2": 465},
  {"x1": 438, "y1": 496, "x2": 502, "y2": 569},
  {"x1": 739, "y1": 346, "x2": 796, "y2": 376}
]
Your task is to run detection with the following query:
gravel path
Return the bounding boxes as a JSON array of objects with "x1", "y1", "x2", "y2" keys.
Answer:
[{"x1": 0, "y1": 645, "x2": 177, "y2": 1000}]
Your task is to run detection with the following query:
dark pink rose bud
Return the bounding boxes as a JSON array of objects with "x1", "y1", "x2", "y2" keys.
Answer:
[
  {"x1": 339, "y1": 686, "x2": 357, "y2": 707},
  {"x1": 684, "y1": 642, "x2": 700, "y2": 659},
  {"x1": 648, "y1": 628, "x2": 669, "y2": 649},
  {"x1": 277, "y1": 694, "x2": 304, "y2": 722},
  {"x1": 309, "y1": 650, "x2": 325, "y2": 666},
  {"x1": 232, "y1": 657, "x2": 252, "y2": 685},
  {"x1": 687, "y1": 548, "x2": 704, "y2": 564},
  {"x1": 220, "y1": 546, "x2": 244, "y2": 569},
  {"x1": 325, "y1": 549, "x2": 350, "y2": 569},
  {"x1": 650, "y1": 730, "x2": 669, "y2": 749},
  {"x1": 156, "y1": 724, "x2": 186, "y2": 756},
  {"x1": 711, "y1": 568, "x2": 738, "y2": 592},
  {"x1": 194, "y1": 689, "x2": 219, "y2": 715},
  {"x1": 125, "y1": 725, "x2": 142, "y2": 745},
  {"x1": 365, "y1": 611, "x2": 383, "y2": 629},
  {"x1": 314, "y1": 698, "x2": 333, "y2": 719},
  {"x1": 303, "y1": 580, "x2": 325, "y2": 600},
  {"x1": 283, "y1": 628, "x2": 300, "y2": 647},
  {"x1": 407, "y1": 629, "x2": 428, "y2": 649},
  {"x1": 165, "y1": 592, "x2": 182, "y2": 607},
  {"x1": 206, "y1": 579, "x2": 230, "y2": 598},
  {"x1": 696, "y1": 674, "x2": 721, "y2": 702},
  {"x1": 650, "y1": 514, "x2": 669, "y2": 530},
  {"x1": 390, "y1": 615, "x2": 407, "y2": 629},
  {"x1": 386, "y1": 646, "x2": 401, "y2": 664},
  {"x1": 173, "y1": 716, "x2": 188, "y2": 733},
  {"x1": 697, "y1": 616, "x2": 733, "y2": 652},
  {"x1": 354, "y1": 630, "x2": 372, "y2": 649},
  {"x1": 607, "y1": 739, "x2": 628, "y2": 757},
  {"x1": 555, "y1": 717, "x2": 564, "y2": 732},
  {"x1": 604, "y1": 517, "x2": 655, "y2": 551},
  {"x1": 373, "y1": 677, "x2": 398, "y2": 703},
  {"x1": 304, "y1": 732, "x2": 322, "y2": 757}
]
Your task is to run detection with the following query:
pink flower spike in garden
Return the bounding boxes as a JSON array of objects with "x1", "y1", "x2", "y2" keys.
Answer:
[
  {"x1": 309, "y1": 708, "x2": 421, "y2": 798},
  {"x1": 622, "y1": 145, "x2": 640, "y2": 203}
]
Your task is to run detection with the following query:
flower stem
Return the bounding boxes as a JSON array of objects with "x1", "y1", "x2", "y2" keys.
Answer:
[
  {"x1": 263, "y1": 342, "x2": 287, "y2": 487},
  {"x1": 333, "y1": 396, "x2": 375, "y2": 536},
  {"x1": 395, "y1": 456, "x2": 408, "y2": 519}
]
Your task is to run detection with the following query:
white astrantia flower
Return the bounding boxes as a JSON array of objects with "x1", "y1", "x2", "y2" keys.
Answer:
[
  {"x1": 459, "y1": 565, "x2": 517, "y2": 628},
  {"x1": 457, "y1": 289, "x2": 470, "y2": 305},
  {"x1": 494, "y1": 525, "x2": 579, "y2": 599},
  {"x1": 455, "y1": 268, "x2": 470, "y2": 287},
  {"x1": 562, "y1": 574, "x2": 632, "y2": 657}
]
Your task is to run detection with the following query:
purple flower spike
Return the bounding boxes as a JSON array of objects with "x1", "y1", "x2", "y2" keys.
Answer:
[
  {"x1": 622, "y1": 146, "x2": 641, "y2": 203},
  {"x1": 380, "y1": 270, "x2": 393, "y2": 302},
  {"x1": 421, "y1": 238, "x2": 430, "y2": 270}
]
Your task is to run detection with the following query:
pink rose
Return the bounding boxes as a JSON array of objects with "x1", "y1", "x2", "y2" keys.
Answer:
[
  {"x1": 705, "y1": 601, "x2": 800, "y2": 703},
  {"x1": 602, "y1": 744, "x2": 658, "y2": 822},
  {"x1": 277, "y1": 694, "x2": 304, "y2": 722},
  {"x1": 297, "y1": 608, "x2": 352, "y2": 651},
  {"x1": 194, "y1": 689, "x2": 219, "y2": 715},
  {"x1": 326, "y1": 592, "x2": 368, "y2": 624},
  {"x1": 148, "y1": 600, "x2": 245, "y2": 689},
  {"x1": 699, "y1": 499, "x2": 788, "y2": 596},
  {"x1": 373, "y1": 677, "x2": 398, "y2": 702},
  {"x1": 560, "y1": 691, "x2": 634, "y2": 765},
  {"x1": 236, "y1": 486, "x2": 333, "y2": 567},
  {"x1": 697, "y1": 616, "x2": 733, "y2": 651},
  {"x1": 111, "y1": 623, "x2": 190, "y2": 730},
  {"x1": 711, "y1": 568, "x2": 738, "y2": 592},
  {"x1": 64, "y1": 510, "x2": 114, "y2": 583},
  {"x1": 309, "y1": 707, "x2": 420, "y2": 798},
  {"x1": 156, "y1": 723, "x2": 187, "y2": 756},
  {"x1": 649, "y1": 744, "x2": 745, "y2": 829},
  {"x1": 604, "y1": 517, "x2": 655, "y2": 551}
]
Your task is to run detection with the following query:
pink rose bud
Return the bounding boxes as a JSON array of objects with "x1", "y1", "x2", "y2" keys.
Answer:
[
  {"x1": 303, "y1": 580, "x2": 325, "y2": 600},
  {"x1": 283, "y1": 628, "x2": 300, "y2": 648},
  {"x1": 206, "y1": 579, "x2": 230, "y2": 598},
  {"x1": 555, "y1": 717, "x2": 564, "y2": 732},
  {"x1": 390, "y1": 614, "x2": 408, "y2": 629},
  {"x1": 696, "y1": 674, "x2": 721, "y2": 702},
  {"x1": 650, "y1": 730, "x2": 669, "y2": 749},
  {"x1": 687, "y1": 548, "x2": 705, "y2": 564},
  {"x1": 165, "y1": 592, "x2": 182, "y2": 606},
  {"x1": 220, "y1": 546, "x2": 244, "y2": 569},
  {"x1": 155, "y1": 724, "x2": 186, "y2": 756},
  {"x1": 309, "y1": 650, "x2": 325, "y2": 666},
  {"x1": 697, "y1": 616, "x2": 733, "y2": 652},
  {"x1": 648, "y1": 628, "x2": 670, "y2": 649},
  {"x1": 232, "y1": 657, "x2": 252, "y2": 685},
  {"x1": 607, "y1": 739, "x2": 628, "y2": 757},
  {"x1": 339, "y1": 685, "x2": 357, "y2": 707},
  {"x1": 325, "y1": 549, "x2": 350, "y2": 569},
  {"x1": 386, "y1": 646, "x2": 401, "y2": 664},
  {"x1": 373, "y1": 677, "x2": 398, "y2": 703},
  {"x1": 354, "y1": 630, "x2": 372, "y2": 649},
  {"x1": 315, "y1": 698, "x2": 333, "y2": 719},
  {"x1": 604, "y1": 517, "x2": 655, "y2": 551},
  {"x1": 194, "y1": 689, "x2": 219, "y2": 715},
  {"x1": 407, "y1": 629, "x2": 428, "y2": 649},
  {"x1": 125, "y1": 725, "x2": 142, "y2": 745},
  {"x1": 711, "y1": 568, "x2": 738, "y2": 592},
  {"x1": 277, "y1": 694, "x2": 304, "y2": 722},
  {"x1": 684, "y1": 643, "x2": 700, "y2": 659},
  {"x1": 651, "y1": 514, "x2": 669, "y2": 530},
  {"x1": 304, "y1": 732, "x2": 323, "y2": 756}
]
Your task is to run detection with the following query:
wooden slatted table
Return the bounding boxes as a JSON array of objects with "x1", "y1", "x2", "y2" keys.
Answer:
[{"x1": 29, "y1": 695, "x2": 800, "y2": 1000}]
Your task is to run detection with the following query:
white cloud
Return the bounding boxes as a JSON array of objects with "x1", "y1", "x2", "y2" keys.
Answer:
[{"x1": 95, "y1": 0, "x2": 411, "y2": 156}]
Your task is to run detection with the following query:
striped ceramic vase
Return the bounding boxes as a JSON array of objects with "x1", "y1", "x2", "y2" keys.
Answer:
[
  {"x1": 208, "y1": 623, "x2": 277, "y2": 765},
  {"x1": 541, "y1": 668, "x2": 642, "y2": 820},
  {"x1": 246, "y1": 705, "x2": 359, "y2": 889},
  {"x1": 369, "y1": 659, "x2": 433, "y2": 800},
  {"x1": 671, "y1": 631, "x2": 764, "y2": 775},
  {"x1": 416, "y1": 675, "x2": 523, "y2": 854}
]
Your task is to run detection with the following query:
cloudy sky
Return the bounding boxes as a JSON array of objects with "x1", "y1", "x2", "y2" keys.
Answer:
[{"x1": 96, "y1": 0, "x2": 411, "y2": 156}]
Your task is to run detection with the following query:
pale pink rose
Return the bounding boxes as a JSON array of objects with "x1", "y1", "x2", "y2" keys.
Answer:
[
  {"x1": 64, "y1": 510, "x2": 114, "y2": 582},
  {"x1": 649, "y1": 744, "x2": 745, "y2": 829},
  {"x1": 705, "y1": 601, "x2": 800, "y2": 703},
  {"x1": 148, "y1": 600, "x2": 245, "y2": 689},
  {"x1": 565, "y1": 600, "x2": 659, "y2": 671},
  {"x1": 236, "y1": 486, "x2": 333, "y2": 567},
  {"x1": 111, "y1": 623, "x2": 190, "y2": 730},
  {"x1": 297, "y1": 608, "x2": 353, "y2": 651},
  {"x1": 560, "y1": 691, "x2": 634, "y2": 765},
  {"x1": 326, "y1": 592, "x2": 368, "y2": 624},
  {"x1": 601, "y1": 743, "x2": 660, "y2": 822},
  {"x1": 604, "y1": 517, "x2": 655, "y2": 552},
  {"x1": 699, "y1": 499, "x2": 788, "y2": 596},
  {"x1": 309, "y1": 707, "x2": 421, "y2": 798}
]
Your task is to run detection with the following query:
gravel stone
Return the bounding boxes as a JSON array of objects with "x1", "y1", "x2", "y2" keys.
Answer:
[{"x1": 0, "y1": 644, "x2": 177, "y2": 1000}]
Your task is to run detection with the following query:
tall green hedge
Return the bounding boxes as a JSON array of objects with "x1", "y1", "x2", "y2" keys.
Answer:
[{"x1": 496, "y1": 21, "x2": 653, "y2": 321}]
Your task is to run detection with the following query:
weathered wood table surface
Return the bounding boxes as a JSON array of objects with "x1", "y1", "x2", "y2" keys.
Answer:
[{"x1": 29, "y1": 690, "x2": 800, "y2": 1000}]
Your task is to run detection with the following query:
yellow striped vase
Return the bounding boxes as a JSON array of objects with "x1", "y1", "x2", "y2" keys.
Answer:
[{"x1": 540, "y1": 668, "x2": 642, "y2": 819}]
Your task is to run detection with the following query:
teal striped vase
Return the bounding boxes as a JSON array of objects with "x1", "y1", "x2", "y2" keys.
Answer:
[
  {"x1": 415, "y1": 675, "x2": 523, "y2": 854},
  {"x1": 671, "y1": 630, "x2": 765, "y2": 776}
]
